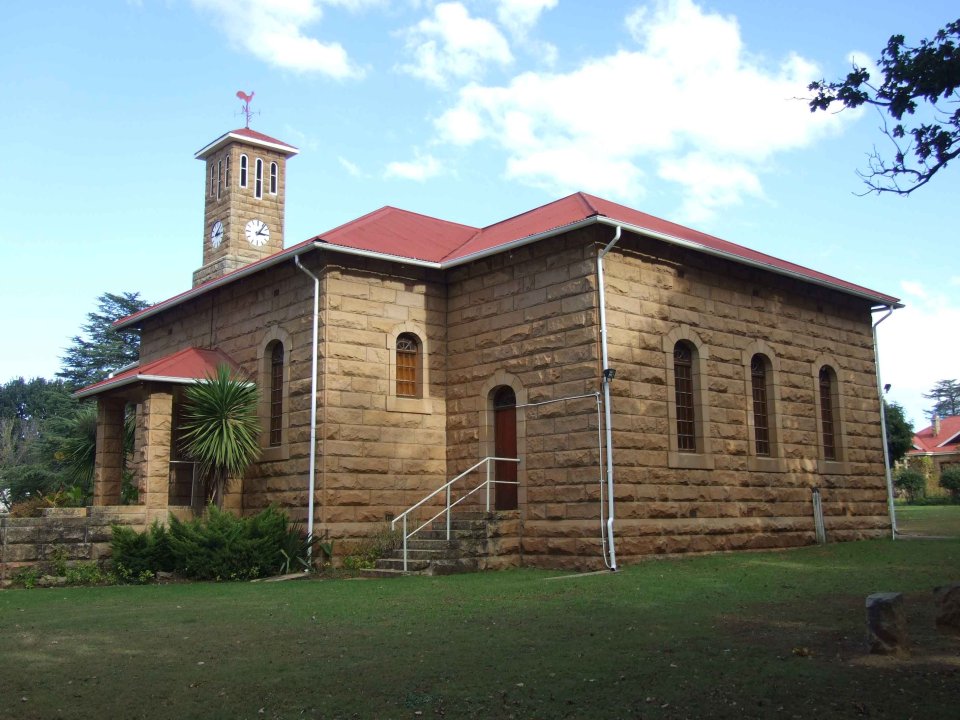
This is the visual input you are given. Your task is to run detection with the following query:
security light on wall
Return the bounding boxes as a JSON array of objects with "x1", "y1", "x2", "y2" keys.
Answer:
[{"x1": 603, "y1": 368, "x2": 616, "y2": 382}]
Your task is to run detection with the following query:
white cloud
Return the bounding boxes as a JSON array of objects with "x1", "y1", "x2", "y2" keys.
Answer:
[
  {"x1": 384, "y1": 153, "x2": 443, "y2": 181},
  {"x1": 338, "y1": 156, "x2": 365, "y2": 177},
  {"x1": 399, "y1": 2, "x2": 513, "y2": 87},
  {"x1": 435, "y1": 0, "x2": 855, "y2": 220},
  {"x1": 191, "y1": 0, "x2": 366, "y2": 78},
  {"x1": 877, "y1": 281, "x2": 960, "y2": 427},
  {"x1": 496, "y1": 0, "x2": 557, "y2": 36}
]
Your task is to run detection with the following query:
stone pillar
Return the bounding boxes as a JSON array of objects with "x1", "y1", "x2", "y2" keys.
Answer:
[
  {"x1": 93, "y1": 398, "x2": 126, "y2": 506},
  {"x1": 140, "y1": 389, "x2": 174, "y2": 523}
]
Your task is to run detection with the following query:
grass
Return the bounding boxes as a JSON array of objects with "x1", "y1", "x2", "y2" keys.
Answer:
[
  {"x1": 896, "y1": 503, "x2": 960, "y2": 537},
  {"x1": 2, "y1": 536, "x2": 958, "y2": 720}
]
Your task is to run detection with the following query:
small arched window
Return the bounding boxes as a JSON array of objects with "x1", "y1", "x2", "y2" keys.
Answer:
[
  {"x1": 240, "y1": 154, "x2": 248, "y2": 188},
  {"x1": 255, "y1": 158, "x2": 263, "y2": 199},
  {"x1": 209, "y1": 163, "x2": 215, "y2": 196},
  {"x1": 224, "y1": 154, "x2": 231, "y2": 188},
  {"x1": 269, "y1": 342, "x2": 284, "y2": 447},
  {"x1": 396, "y1": 333, "x2": 420, "y2": 398},
  {"x1": 270, "y1": 162, "x2": 278, "y2": 194},
  {"x1": 751, "y1": 354, "x2": 771, "y2": 456},
  {"x1": 216, "y1": 159, "x2": 222, "y2": 200},
  {"x1": 674, "y1": 342, "x2": 696, "y2": 452},
  {"x1": 819, "y1": 366, "x2": 837, "y2": 461}
]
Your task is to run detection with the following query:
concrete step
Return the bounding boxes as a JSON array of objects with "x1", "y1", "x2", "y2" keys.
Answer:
[{"x1": 374, "y1": 557, "x2": 431, "y2": 572}]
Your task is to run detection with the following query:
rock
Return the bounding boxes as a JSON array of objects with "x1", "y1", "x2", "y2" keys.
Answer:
[
  {"x1": 933, "y1": 583, "x2": 960, "y2": 635},
  {"x1": 36, "y1": 575, "x2": 67, "y2": 588},
  {"x1": 865, "y1": 592, "x2": 909, "y2": 656}
]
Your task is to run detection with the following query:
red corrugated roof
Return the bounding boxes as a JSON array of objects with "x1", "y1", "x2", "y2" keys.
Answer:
[
  {"x1": 75, "y1": 347, "x2": 240, "y2": 398},
  {"x1": 115, "y1": 191, "x2": 900, "y2": 329},
  {"x1": 195, "y1": 128, "x2": 299, "y2": 159},
  {"x1": 909, "y1": 415, "x2": 960, "y2": 454}
]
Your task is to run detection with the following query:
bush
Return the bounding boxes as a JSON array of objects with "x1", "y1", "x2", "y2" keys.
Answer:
[
  {"x1": 111, "y1": 505, "x2": 310, "y2": 582},
  {"x1": 341, "y1": 525, "x2": 400, "y2": 570},
  {"x1": 939, "y1": 467, "x2": 960, "y2": 502},
  {"x1": 894, "y1": 468, "x2": 927, "y2": 503}
]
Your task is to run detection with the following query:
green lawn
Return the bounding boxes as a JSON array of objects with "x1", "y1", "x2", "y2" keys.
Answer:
[
  {"x1": 895, "y1": 504, "x2": 960, "y2": 537},
  {"x1": 2, "y1": 537, "x2": 958, "y2": 720}
]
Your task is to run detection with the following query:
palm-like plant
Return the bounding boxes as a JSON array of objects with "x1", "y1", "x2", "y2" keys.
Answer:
[{"x1": 179, "y1": 365, "x2": 261, "y2": 508}]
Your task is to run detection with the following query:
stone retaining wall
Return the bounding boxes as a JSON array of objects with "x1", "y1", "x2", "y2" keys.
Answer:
[{"x1": 0, "y1": 507, "x2": 146, "y2": 583}]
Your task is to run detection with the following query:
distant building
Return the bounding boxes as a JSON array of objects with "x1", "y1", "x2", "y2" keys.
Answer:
[{"x1": 906, "y1": 414, "x2": 960, "y2": 497}]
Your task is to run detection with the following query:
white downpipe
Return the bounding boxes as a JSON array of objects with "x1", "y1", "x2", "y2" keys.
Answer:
[
  {"x1": 872, "y1": 305, "x2": 897, "y2": 539},
  {"x1": 597, "y1": 225, "x2": 622, "y2": 571},
  {"x1": 295, "y1": 256, "x2": 321, "y2": 559}
]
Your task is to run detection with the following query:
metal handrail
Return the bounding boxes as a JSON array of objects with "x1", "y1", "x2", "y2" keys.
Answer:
[{"x1": 390, "y1": 456, "x2": 519, "y2": 572}]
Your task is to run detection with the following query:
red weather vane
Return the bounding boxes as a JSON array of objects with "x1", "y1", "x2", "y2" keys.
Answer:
[{"x1": 237, "y1": 90, "x2": 256, "y2": 128}]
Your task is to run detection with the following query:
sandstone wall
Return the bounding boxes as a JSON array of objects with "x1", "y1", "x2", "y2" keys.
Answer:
[{"x1": 602, "y1": 233, "x2": 890, "y2": 563}]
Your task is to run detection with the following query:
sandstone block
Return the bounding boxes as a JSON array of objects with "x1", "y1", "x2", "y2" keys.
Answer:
[
  {"x1": 933, "y1": 583, "x2": 960, "y2": 635},
  {"x1": 866, "y1": 592, "x2": 909, "y2": 656}
]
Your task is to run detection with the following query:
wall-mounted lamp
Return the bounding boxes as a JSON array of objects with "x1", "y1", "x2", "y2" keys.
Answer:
[
  {"x1": 603, "y1": 368, "x2": 616, "y2": 382},
  {"x1": 883, "y1": 383, "x2": 891, "y2": 394}
]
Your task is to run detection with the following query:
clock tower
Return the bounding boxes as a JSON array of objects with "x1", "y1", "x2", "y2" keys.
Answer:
[{"x1": 193, "y1": 128, "x2": 299, "y2": 287}]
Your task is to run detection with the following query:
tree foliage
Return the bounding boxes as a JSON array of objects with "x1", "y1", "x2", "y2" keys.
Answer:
[
  {"x1": 809, "y1": 18, "x2": 960, "y2": 195},
  {"x1": 940, "y1": 466, "x2": 960, "y2": 502},
  {"x1": 923, "y1": 378, "x2": 960, "y2": 419},
  {"x1": 58, "y1": 291, "x2": 149, "y2": 388},
  {"x1": 179, "y1": 365, "x2": 261, "y2": 508},
  {"x1": 883, "y1": 400, "x2": 915, "y2": 466}
]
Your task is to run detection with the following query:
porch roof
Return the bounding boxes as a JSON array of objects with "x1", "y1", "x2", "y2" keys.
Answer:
[{"x1": 74, "y1": 347, "x2": 240, "y2": 399}]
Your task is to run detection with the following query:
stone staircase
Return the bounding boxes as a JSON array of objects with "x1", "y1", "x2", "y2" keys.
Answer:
[{"x1": 360, "y1": 512, "x2": 499, "y2": 578}]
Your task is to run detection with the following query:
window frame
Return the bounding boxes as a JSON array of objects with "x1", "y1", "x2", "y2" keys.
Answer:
[
  {"x1": 240, "y1": 154, "x2": 248, "y2": 188},
  {"x1": 255, "y1": 158, "x2": 263, "y2": 199},
  {"x1": 270, "y1": 161, "x2": 278, "y2": 195},
  {"x1": 741, "y1": 342, "x2": 785, "y2": 472},
  {"x1": 269, "y1": 342, "x2": 284, "y2": 447},
  {"x1": 258, "y1": 330, "x2": 292, "y2": 461},
  {"x1": 663, "y1": 328, "x2": 713, "y2": 470},
  {"x1": 387, "y1": 324, "x2": 431, "y2": 414},
  {"x1": 811, "y1": 356, "x2": 849, "y2": 474}
]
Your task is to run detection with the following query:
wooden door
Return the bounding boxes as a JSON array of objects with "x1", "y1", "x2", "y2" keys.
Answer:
[{"x1": 493, "y1": 386, "x2": 518, "y2": 510}]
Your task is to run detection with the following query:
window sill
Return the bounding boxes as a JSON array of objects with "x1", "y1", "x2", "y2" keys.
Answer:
[
  {"x1": 668, "y1": 451, "x2": 715, "y2": 470},
  {"x1": 387, "y1": 396, "x2": 432, "y2": 414},
  {"x1": 259, "y1": 444, "x2": 290, "y2": 463},
  {"x1": 818, "y1": 459, "x2": 850, "y2": 475},
  {"x1": 748, "y1": 456, "x2": 786, "y2": 473}
]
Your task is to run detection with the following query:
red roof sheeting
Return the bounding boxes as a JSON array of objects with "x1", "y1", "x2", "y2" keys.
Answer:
[
  {"x1": 115, "y1": 191, "x2": 900, "y2": 329},
  {"x1": 909, "y1": 416, "x2": 960, "y2": 454},
  {"x1": 75, "y1": 347, "x2": 240, "y2": 398},
  {"x1": 195, "y1": 128, "x2": 299, "y2": 159}
]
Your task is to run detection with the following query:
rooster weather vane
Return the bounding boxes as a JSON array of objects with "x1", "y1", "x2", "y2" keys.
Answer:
[{"x1": 236, "y1": 90, "x2": 257, "y2": 128}]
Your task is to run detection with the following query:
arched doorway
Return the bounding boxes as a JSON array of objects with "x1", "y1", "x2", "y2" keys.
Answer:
[{"x1": 493, "y1": 386, "x2": 518, "y2": 510}]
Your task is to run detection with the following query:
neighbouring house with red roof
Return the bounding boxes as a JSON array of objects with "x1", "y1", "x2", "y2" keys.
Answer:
[
  {"x1": 906, "y1": 415, "x2": 960, "y2": 498},
  {"x1": 76, "y1": 126, "x2": 901, "y2": 572}
]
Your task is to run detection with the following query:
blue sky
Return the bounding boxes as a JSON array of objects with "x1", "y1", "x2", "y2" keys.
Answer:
[{"x1": 1, "y1": 0, "x2": 957, "y2": 427}]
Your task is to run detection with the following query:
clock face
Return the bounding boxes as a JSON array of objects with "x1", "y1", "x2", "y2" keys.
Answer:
[
  {"x1": 210, "y1": 220, "x2": 224, "y2": 248},
  {"x1": 245, "y1": 219, "x2": 270, "y2": 247}
]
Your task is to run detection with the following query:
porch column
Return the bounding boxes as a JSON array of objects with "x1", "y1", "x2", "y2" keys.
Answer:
[
  {"x1": 140, "y1": 389, "x2": 174, "y2": 524},
  {"x1": 93, "y1": 398, "x2": 125, "y2": 506}
]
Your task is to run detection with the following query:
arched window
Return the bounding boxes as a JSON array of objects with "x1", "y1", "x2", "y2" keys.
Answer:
[
  {"x1": 396, "y1": 333, "x2": 420, "y2": 397},
  {"x1": 819, "y1": 366, "x2": 837, "y2": 461},
  {"x1": 270, "y1": 162, "x2": 278, "y2": 194},
  {"x1": 751, "y1": 354, "x2": 771, "y2": 456},
  {"x1": 240, "y1": 154, "x2": 248, "y2": 188},
  {"x1": 209, "y1": 163, "x2": 215, "y2": 196},
  {"x1": 674, "y1": 341, "x2": 696, "y2": 452},
  {"x1": 268, "y1": 342, "x2": 284, "y2": 447},
  {"x1": 224, "y1": 154, "x2": 231, "y2": 188},
  {"x1": 255, "y1": 158, "x2": 263, "y2": 199},
  {"x1": 216, "y1": 159, "x2": 222, "y2": 200}
]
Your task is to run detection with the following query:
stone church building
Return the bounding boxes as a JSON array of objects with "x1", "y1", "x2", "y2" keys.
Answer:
[{"x1": 77, "y1": 126, "x2": 900, "y2": 570}]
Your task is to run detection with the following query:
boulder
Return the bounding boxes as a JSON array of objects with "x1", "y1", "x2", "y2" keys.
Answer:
[
  {"x1": 865, "y1": 592, "x2": 909, "y2": 656},
  {"x1": 933, "y1": 583, "x2": 960, "y2": 635}
]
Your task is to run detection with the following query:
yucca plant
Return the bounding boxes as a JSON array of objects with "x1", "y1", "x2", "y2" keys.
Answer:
[{"x1": 179, "y1": 365, "x2": 261, "y2": 508}]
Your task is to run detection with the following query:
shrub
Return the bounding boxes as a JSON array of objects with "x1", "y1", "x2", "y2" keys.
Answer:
[
  {"x1": 341, "y1": 525, "x2": 400, "y2": 570},
  {"x1": 939, "y1": 467, "x2": 960, "y2": 502},
  {"x1": 894, "y1": 468, "x2": 927, "y2": 503},
  {"x1": 111, "y1": 521, "x2": 174, "y2": 583},
  {"x1": 111, "y1": 505, "x2": 309, "y2": 582}
]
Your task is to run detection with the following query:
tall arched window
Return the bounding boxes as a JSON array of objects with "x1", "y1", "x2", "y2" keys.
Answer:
[
  {"x1": 240, "y1": 154, "x2": 248, "y2": 188},
  {"x1": 255, "y1": 158, "x2": 263, "y2": 199},
  {"x1": 396, "y1": 333, "x2": 420, "y2": 397},
  {"x1": 751, "y1": 354, "x2": 771, "y2": 456},
  {"x1": 269, "y1": 342, "x2": 284, "y2": 447},
  {"x1": 209, "y1": 163, "x2": 215, "y2": 196},
  {"x1": 270, "y1": 162, "x2": 278, "y2": 194},
  {"x1": 216, "y1": 159, "x2": 222, "y2": 200},
  {"x1": 224, "y1": 154, "x2": 231, "y2": 188},
  {"x1": 674, "y1": 341, "x2": 696, "y2": 452},
  {"x1": 819, "y1": 366, "x2": 837, "y2": 461}
]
